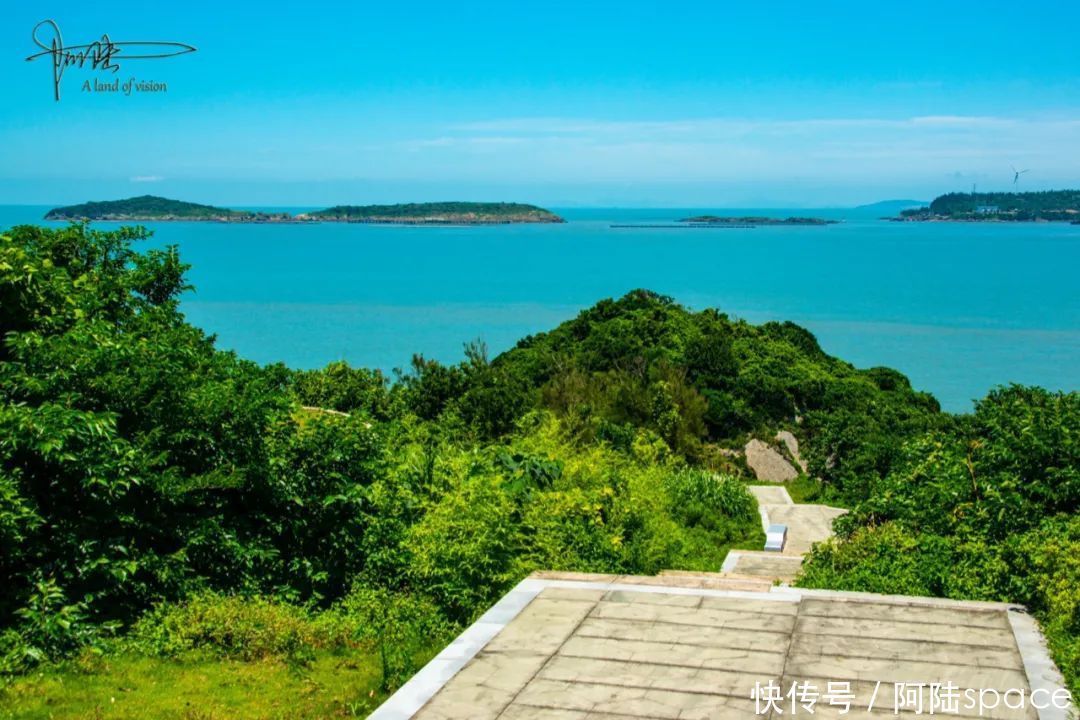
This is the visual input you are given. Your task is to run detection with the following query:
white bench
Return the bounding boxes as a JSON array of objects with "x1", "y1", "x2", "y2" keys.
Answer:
[{"x1": 764, "y1": 523, "x2": 788, "y2": 552}]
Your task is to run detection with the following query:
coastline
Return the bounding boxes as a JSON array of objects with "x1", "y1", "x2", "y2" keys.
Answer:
[{"x1": 43, "y1": 216, "x2": 566, "y2": 225}]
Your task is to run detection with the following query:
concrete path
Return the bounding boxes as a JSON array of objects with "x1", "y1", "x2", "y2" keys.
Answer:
[{"x1": 723, "y1": 485, "x2": 848, "y2": 583}]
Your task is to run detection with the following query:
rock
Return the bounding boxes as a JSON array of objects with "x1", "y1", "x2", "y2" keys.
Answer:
[
  {"x1": 744, "y1": 439, "x2": 799, "y2": 483},
  {"x1": 775, "y1": 430, "x2": 808, "y2": 473}
]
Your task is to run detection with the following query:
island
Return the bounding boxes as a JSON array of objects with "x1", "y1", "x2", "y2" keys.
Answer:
[
  {"x1": 44, "y1": 197, "x2": 566, "y2": 225},
  {"x1": 299, "y1": 202, "x2": 565, "y2": 224},
  {"x1": 44, "y1": 196, "x2": 293, "y2": 223},
  {"x1": 892, "y1": 190, "x2": 1080, "y2": 222},
  {"x1": 679, "y1": 215, "x2": 838, "y2": 226}
]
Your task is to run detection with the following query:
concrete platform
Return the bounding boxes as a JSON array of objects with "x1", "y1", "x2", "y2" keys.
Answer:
[{"x1": 370, "y1": 573, "x2": 1075, "y2": 720}]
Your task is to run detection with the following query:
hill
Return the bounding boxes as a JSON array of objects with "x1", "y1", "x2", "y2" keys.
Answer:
[
  {"x1": 43, "y1": 195, "x2": 289, "y2": 222},
  {"x1": 896, "y1": 190, "x2": 1080, "y2": 221},
  {"x1": 1, "y1": 222, "x2": 1074, "y2": 714},
  {"x1": 304, "y1": 201, "x2": 564, "y2": 224}
]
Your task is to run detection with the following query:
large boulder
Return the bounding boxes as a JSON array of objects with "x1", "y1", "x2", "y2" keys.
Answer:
[
  {"x1": 775, "y1": 430, "x2": 808, "y2": 473},
  {"x1": 744, "y1": 438, "x2": 799, "y2": 482}
]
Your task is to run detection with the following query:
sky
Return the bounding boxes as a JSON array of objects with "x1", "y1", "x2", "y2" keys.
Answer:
[{"x1": 3, "y1": 0, "x2": 1079, "y2": 207}]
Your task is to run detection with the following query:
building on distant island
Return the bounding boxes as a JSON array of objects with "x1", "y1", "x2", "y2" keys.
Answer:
[{"x1": 975, "y1": 205, "x2": 1001, "y2": 214}]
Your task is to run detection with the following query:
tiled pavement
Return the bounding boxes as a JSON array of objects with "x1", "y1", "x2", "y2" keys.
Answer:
[
  {"x1": 371, "y1": 486, "x2": 1073, "y2": 720},
  {"x1": 372, "y1": 573, "x2": 1074, "y2": 720}
]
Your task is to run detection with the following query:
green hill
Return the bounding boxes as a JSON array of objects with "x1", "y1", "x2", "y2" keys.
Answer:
[
  {"x1": 900, "y1": 190, "x2": 1080, "y2": 221},
  {"x1": 44, "y1": 196, "x2": 284, "y2": 222},
  {"x1": 306, "y1": 201, "x2": 564, "y2": 224},
  {"x1": 1, "y1": 222, "x2": 1075, "y2": 715}
]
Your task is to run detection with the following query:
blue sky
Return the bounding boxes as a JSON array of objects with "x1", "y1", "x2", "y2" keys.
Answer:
[{"x1": 3, "y1": 0, "x2": 1079, "y2": 206}]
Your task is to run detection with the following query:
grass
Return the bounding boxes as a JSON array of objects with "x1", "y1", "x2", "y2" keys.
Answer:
[
  {"x1": 0, "y1": 650, "x2": 391, "y2": 720},
  {"x1": 784, "y1": 475, "x2": 853, "y2": 508}
]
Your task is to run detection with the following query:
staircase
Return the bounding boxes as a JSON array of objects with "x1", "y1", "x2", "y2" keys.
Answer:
[{"x1": 657, "y1": 484, "x2": 848, "y2": 587}]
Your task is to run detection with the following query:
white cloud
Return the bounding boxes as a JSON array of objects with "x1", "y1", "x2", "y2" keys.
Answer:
[
  {"x1": 392, "y1": 114, "x2": 1080, "y2": 188},
  {"x1": 130, "y1": 175, "x2": 164, "y2": 183}
]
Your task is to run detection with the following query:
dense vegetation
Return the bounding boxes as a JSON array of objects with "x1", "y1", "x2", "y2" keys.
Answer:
[
  {"x1": 900, "y1": 190, "x2": 1080, "y2": 221},
  {"x1": 307, "y1": 202, "x2": 564, "y2": 223},
  {"x1": 42, "y1": 196, "x2": 268, "y2": 222},
  {"x1": 0, "y1": 224, "x2": 777, "y2": 715},
  {"x1": 799, "y1": 386, "x2": 1079, "y2": 695},
  {"x1": 0, "y1": 223, "x2": 1074, "y2": 715}
]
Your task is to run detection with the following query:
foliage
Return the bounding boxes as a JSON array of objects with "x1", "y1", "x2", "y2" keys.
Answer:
[
  {"x1": 309, "y1": 202, "x2": 563, "y2": 222},
  {"x1": 320, "y1": 585, "x2": 456, "y2": 691},
  {"x1": 4, "y1": 222, "x2": 1072, "y2": 708},
  {"x1": 0, "y1": 225, "x2": 773, "y2": 680},
  {"x1": 927, "y1": 190, "x2": 1080, "y2": 221},
  {"x1": 43, "y1": 195, "x2": 261, "y2": 221},
  {"x1": 799, "y1": 386, "x2": 1080, "y2": 694},
  {"x1": 292, "y1": 361, "x2": 393, "y2": 418},
  {"x1": 128, "y1": 593, "x2": 321, "y2": 665}
]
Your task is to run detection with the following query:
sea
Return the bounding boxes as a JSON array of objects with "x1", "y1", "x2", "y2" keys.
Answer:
[{"x1": 2, "y1": 205, "x2": 1077, "y2": 413}]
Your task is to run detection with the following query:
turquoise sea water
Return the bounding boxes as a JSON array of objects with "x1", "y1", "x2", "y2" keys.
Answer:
[{"x1": 2, "y1": 205, "x2": 1077, "y2": 413}]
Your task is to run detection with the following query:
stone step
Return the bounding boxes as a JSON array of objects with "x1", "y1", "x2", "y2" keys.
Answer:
[
  {"x1": 656, "y1": 569, "x2": 774, "y2": 592},
  {"x1": 528, "y1": 570, "x2": 773, "y2": 593},
  {"x1": 720, "y1": 550, "x2": 804, "y2": 583}
]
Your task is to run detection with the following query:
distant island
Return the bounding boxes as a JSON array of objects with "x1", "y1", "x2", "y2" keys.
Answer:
[
  {"x1": 300, "y1": 202, "x2": 564, "y2": 224},
  {"x1": 44, "y1": 196, "x2": 292, "y2": 223},
  {"x1": 679, "y1": 215, "x2": 838, "y2": 226},
  {"x1": 44, "y1": 197, "x2": 565, "y2": 225},
  {"x1": 893, "y1": 190, "x2": 1080, "y2": 222}
]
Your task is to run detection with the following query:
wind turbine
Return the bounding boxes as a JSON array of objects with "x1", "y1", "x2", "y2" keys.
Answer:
[{"x1": 1011, "y1": 165, "x2": 1030, "y2": 186}]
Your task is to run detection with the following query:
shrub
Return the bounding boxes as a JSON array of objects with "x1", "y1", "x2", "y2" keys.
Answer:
[
  {"x1": 664, "y1": 470, "x2": 757, "y2": 532},
  {"x1": 404, "y1": 474, "x2": 518, "y2": 621},
  {"x1": 319, "y1": 585, "x2": 456, "y2": 691},
  {"x1": 127, "y1": 593, "x2": 320, "y2": 665},
  {"x1": 292, "y1": 361, "x2": 393, "y2": 418}
]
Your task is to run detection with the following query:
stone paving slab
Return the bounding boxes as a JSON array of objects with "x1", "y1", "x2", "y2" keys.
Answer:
[
  {"x1": 789, "y1": 632, "x2": 1025, "y2": 668},
  {"x1": 590, "y1": 598, "x2": 797, "y2": 634},
  {"x1": 784, "y1": 653, "x2": 1030, "y2": 689},
  {"x1": 574, "y1": 616, "x2": 795, "y2": 654},
  {"x1": 794, "y1": 614, "x2": 1017, "y2": 647},
  {"x1": 539, "y1": 655, "x2": 777, "y2": 697},
  {"x1": 484, "y1": 596, "x2": 597, "y2": 655},
  {"x1": 558, "y1": 635, "x2": 786, "y2": 675},
  {"x1": 511, "y1": 678, "x2": 763, "y2": 719},
  {"x1": 500, "y1": 707, "x2": 643, "y2": 720},
  {"x1": 409, "y1": 649, "x2": 550, "y2": 719},
  {"x1": 799, "y1": 596, "x2": 1012, "y2": 629}
]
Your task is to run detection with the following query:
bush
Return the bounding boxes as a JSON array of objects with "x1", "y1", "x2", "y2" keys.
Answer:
[
  {"x1": 664, "y1": 470, "x2": 757, "y2": 532},
  {"x1": 799, "y1": 387, "x2": 1080, "y2": 695},
  {"x1": 798, "y1": 523, "x2": 953, "y2": 597},
  {"x1": 292, "y1": 361, "x2": 393, "y2": 418},
  {"x1": 404, "y1": 474, "x2": 519, "y2": 621},
  {"x1": 128, "y1": 593, "x2": 320, "y2": 664},
  {"x1": 319, "y1": 585, "x2": 456, "y2": 691}
]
